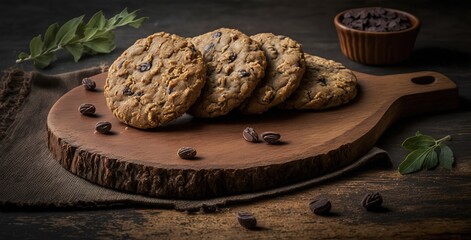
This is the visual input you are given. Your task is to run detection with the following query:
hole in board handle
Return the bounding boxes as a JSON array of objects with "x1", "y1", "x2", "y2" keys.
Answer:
[{"x1": 411, "y1": 76, "x2": 435, "y2": 85}]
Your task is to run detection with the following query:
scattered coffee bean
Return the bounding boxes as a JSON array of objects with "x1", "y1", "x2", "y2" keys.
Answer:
[
  {"x1": 239, "y1": 69, "x2": 250, "y2": 78},
  {"x1": 123, "y1": 86, "x2": 133, "y2": 96},
  {"x1": 79, "y1": 103, "x2": 96, "y2": 116},
  {"x1": 237, "y1": 211, "x2": 257, "y2": 230},
  {"x1": 95, "y1": 121, "x2": 112, "y2": 134},
  {"x1": 82, "y1": 78, "x2": 96, "y2": 91},
  {"x1": 261, "y1": 131, "x2": 281, "y2": 144},
  {"x1": 243, "y1": 127, "x2": 259, "y2": 142},
  {"x1": 309, "y1": 198, "x2": 332, "y2": 215},
  {"x1": 178, "y1": 147, "x2": 197, "y2": 159},
  {"x1": 362, "y1": 192, "x2": 383, "y2": 211},
  {"x1": 200, "y1": 204, "x2": 218, "y2": 213},
  {"x1": 137, "y1": 62, "x2": 152, "y2": 72},
  {"x1": 341, "y1": 7, "x2": 411, "y2": 32}
]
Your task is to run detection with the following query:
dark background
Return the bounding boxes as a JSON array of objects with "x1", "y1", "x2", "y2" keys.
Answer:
[{"x1": 1, "y1": 0, "x2": 470, "y2": 238}]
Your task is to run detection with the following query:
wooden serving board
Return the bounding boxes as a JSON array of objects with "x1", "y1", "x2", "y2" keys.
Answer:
[{"x1": 47, "y1": 71, "x2": 458, "y2": 199}]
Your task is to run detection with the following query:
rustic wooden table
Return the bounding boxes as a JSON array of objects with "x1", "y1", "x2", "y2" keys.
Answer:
[{"x1": 1, "y1": 0, "x2": 470, "y2": 239}]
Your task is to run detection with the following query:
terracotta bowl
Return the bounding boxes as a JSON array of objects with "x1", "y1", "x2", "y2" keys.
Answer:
[{"x1": 334, "y1": 7, "x2": 420, "y2": 65}]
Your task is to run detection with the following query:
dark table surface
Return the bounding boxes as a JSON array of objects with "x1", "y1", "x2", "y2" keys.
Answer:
[{"x1": 1, "y1": 0, "x2": 470, "y2": 239}]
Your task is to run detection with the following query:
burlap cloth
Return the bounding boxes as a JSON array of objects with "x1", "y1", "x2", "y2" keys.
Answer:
[{"x1": 0, "y1": 67, "x2": 390, "y2": 211}]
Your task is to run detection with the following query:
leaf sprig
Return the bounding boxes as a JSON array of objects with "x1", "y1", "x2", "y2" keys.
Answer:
[
  {"x1": 16, "y1": 8, "x2": 147, "y2": 69},
  {"x1": 398, "y1": 131, "x2": 454, "y2": 175}
]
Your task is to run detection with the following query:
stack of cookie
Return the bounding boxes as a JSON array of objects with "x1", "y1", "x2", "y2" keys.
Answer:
[{"x1": 104, "y1": 28, "x2": 357, "y2": 129}]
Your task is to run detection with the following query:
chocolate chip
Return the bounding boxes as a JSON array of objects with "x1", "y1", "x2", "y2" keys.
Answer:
[
  {"x1": 318, "y1": 78, "x2": 327, "y2": 86},
  {"x1": 239, "y1": 69, "x2": 250, "y2": 78},
  {"x1": 123, "y1": 86, "x2": 133, "y2": 96},
  {"x1": 137, "y1": 62, "x2": 152, "y2": 72},
  {"x1": 341, "y1": 7, "x2": 411, "y2": 32},
  {"x1": 204, "y1": 43, "x2": 214, "y2": 54},
  {"x1": 228, "y1": 52, "x2": 237, "y2": 63},
  {"x1": 212, "y1": 31, "x2": 222, "y2": 38},
  {"x1": 190, "y1": 45, "x2": 197, "y2": 54},
  {"x1": 118, "y1": 60, "x2": 124, "y2": 69}
]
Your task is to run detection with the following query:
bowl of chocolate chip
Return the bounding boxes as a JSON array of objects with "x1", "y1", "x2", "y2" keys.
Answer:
[{"x1": 334, "y1": 7, "x2": 420, "y2": 65}]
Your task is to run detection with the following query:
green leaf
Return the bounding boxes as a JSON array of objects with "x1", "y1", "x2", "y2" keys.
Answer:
[
  {"x1": 64, "y1": 44, "x2": 84, "y2": 62},
  {"x1": 128, "y1": 17, "x2": 147, "y2": 28},
  {"x1": 422, "y1": 148, "x2": 438, "y2": 170},
  {"x1": 17, "y1": 52, "x2": 30, "y2": 60},
  {"x1": 18, "y1": 8, "x2": 146, "y2": 68},
  {"x1": 439, "y1": 144, "x2": 454, "y2": 170},
  {"x1": 117, "y1": 8, "x2": 129, "y2": 18},
  {"x1": 116, "y1": 9, "x2": 136, "y2": 25},
  {"x1": 32, "y1": 52, "x2": 56, "y2": 69},
  {"x1": 43, "y1": 23, "x2": 59, "y2": 50},
  {"x1": 87, "y1": 10, "x2": 106, "y2": 29},
  {"x1": 398, "y1": 147, "x2": 434, "y2": 175},
  {"x1": 83, "y1": 27, "x2": 99, "y2": 41},
  {"x1": 29, "y1": 35, "x2": 44, "y2": 57},
  {"x1": 401, "y1": 134, "x2": 436, "y2": 151},
  {"x1": 83, "y1": 38, "x2": 115, "y2": 53},
  {"x1": 105, "y1": 10, "x2": 122, "y2": 29},
  {"x1": 54, "y1": 15, "x2": 84, "y2": 46}
]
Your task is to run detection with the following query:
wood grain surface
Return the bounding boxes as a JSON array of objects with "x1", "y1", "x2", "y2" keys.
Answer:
[{"x1": 47, "y1": 71, "x2": 458, "y2": 199}]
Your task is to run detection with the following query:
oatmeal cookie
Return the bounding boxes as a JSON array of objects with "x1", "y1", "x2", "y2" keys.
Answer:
[
  {"x1": 104, "y1": 32, "x2": 206, "y2": 129},
  {"x1": 189, "y1": 28, "x2": 267, "y2": 117},
  {"x1": 240, "y1": 33, "x2": 305, "y2": 114},
  {"x1": 279, "y1": 54, "x2": 357, "y2": 110}
]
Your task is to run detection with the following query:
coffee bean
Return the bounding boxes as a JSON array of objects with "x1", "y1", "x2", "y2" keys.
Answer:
[
  {"x1": 362, "y1": 192, "x2": 383, "y2": 211},
  {"x1": 261, "y1": 131, "x2": 281, "y2": 144},
  {"x1": 309, "y1": 198, "x2": 332, "y2": 215},
  {"x1": 79, "y1": 103, "x2": 96, "y2": 116},
  {"x1": 82, "y1": 78, "x2": 96, "y2": 91},
  {"x1": 137, "y1": 62, "x2": 152, "y2": 72},
  {"x1": 237, "y1": 211, "x2": 257, "y2": 230},
  {"x1": 178, "y1": 147, "x2": 197, "y2": 159},
  {"x1": 239, "y1": 69, "x2": 250, "y2": 78},
  {"x1": 243, "y1": 127, "x2": 259, "y2": 142},
  {"x1": 95, "y1": 121, "x2": 112, "y2": 134}
]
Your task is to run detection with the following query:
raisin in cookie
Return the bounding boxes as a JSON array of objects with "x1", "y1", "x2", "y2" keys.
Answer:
[
  {"x1": 279, "y1": 54, "x2": 357, "y2": 110},
  {"x1": 239, "y1": 33, "x2": 305, "y2": 114},
  {"x1": 104, "y1": 32, "x2": 206, "y2": 129},
  {"x1": 189, "y1": 28, "x2": 267, "y2": 117}
]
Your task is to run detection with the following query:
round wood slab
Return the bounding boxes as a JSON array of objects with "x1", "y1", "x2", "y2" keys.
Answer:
[{"x1": 47, "y1": 71, "x2": 457, "y2": 199}]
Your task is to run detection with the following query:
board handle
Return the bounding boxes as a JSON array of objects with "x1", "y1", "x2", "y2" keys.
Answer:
[{"x1": 387, "y1": 71, "x2": 459, "y2": 117}]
